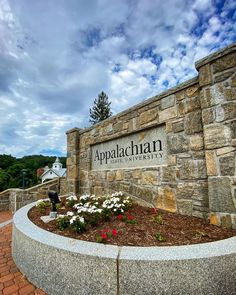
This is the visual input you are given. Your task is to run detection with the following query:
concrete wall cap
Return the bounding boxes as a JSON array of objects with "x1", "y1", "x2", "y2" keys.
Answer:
[{"x1": 195, "y1": 42, "x2": 236, "y2": 70}]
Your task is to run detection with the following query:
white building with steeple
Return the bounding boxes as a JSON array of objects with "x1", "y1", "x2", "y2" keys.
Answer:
[{"x1": 40, "y1": 157, "x2": 66, "y2": 183}]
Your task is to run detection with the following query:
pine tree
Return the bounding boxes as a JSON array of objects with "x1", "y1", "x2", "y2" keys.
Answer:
[{"x1": 89, "y1": 91, "x2": 112, "y2": 125}]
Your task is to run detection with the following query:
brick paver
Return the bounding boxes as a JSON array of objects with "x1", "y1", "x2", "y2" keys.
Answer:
[
  {"x1": 0, "y1": 212, "x2": 47, "y2": 295},
  {"x1": 0, "y1": 212, "x2": 12, "y2": 224}
]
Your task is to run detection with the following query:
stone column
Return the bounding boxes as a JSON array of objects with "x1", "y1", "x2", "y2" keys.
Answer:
[
  {"x1": 66, "y1": 128, "x2": 81, "y2": 194},
  {"x1": 196, "y1": 43, "x2": 236, "y2": 228}
]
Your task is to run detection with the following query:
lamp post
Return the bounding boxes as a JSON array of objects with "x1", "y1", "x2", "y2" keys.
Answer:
[{"x1": 21, "y1": 169, "x2": 27, "y2": 189}]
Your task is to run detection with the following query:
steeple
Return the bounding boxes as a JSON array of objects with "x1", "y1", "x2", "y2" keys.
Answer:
[{"x1": 52, "y1": 157, "x2": 62, "y2": 170}]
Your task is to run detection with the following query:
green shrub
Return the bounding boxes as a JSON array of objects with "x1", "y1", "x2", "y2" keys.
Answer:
[
  {"x1": 155, "y1": 232, "x2": 165, "y2": 242},
  {"x1": 57, "y1": 216, "x2": 70, "y2": 231},
  {"x1": 153, "y1": 214, "x2": 164, "y2": 225}
]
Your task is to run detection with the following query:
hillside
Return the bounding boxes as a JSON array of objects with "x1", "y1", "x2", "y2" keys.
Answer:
[{"x1": 0, "y1": 154, "x2": 66, "y2": 192}]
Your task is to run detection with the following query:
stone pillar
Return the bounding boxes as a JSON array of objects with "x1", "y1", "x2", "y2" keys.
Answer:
[
  {"x1": 196, "y1": 43, "x2": 236, "y2": 228},
  {"x1": 66, "y1": 128, "x2": 81, "y2": 194}
]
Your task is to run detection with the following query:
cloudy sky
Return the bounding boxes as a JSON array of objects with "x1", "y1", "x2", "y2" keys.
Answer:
[{"x1": 0, "y1": 0, "x2": 235, "y2": 158}]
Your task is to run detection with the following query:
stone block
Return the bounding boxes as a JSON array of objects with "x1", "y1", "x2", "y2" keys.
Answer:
[
  {"x1": 189, "y1": 134, "x2": 204, "y2": 151},
  {"x1": 185, "y1": 110, "x2": 203, "y2": 135},
  {"x1": 199, "y1": 64, "x2": 212, "y2": 87},
  {"x1": 177, "y1": 199, "x2": 193, "y2": 216},
  {"x1": 222, "y1": 102, "x2": 236, "y2": 120},
  {"x1": 179, "y1": 159, "x2": 207, "y2": 180},
  {"x1": 167, "y1": 134, "x2": 189, "y2": 154},
  {"x1": 179, "y1": 97, "x2": 200, "y2": 115},
  {"x1": 185, "y1": 85, "x2": 199, "y2": 97},
  {"x1": 200, "y1": 84, "x2": 226, "y2": 109},
  {"x1": 161, "y1": 166, "x2": 177, "y2": 182},
  {"x1": 202, "y1": 108, "x2": 215, "y2": 124},
  {"x1": 159, "y1": 106, "x2": 177, "y2": 123},
  {"x1": 220, "y1": 214, "x2": 232, "y2": 229},
  {"x1": 232, "y1": 73, "x2": 236, "y2": 87},
  {"x1": 214, "y1": 70, "x2": 235, "y2": 83},
  {"x1": 172, "y1": 120, "x2": 184, "y2": 133},
  {"x1": 205, "y1": 151, "x2": 218, "y2": 176},
  {"x1": 107, "y1": 171, "x2": 115, "y2": 182},
  {"x1": 123, "y1": 122, "x2": 129, "y2": 130},
  {"x1": 176, "y1": 90, "x2": 185, "y2": 101},
  {"x1": 156, "y1": 187, "x2": 177, "y2": 213},
  {"x1": 142, "y1": 171, "x2": 159, "y2": 185},
  {"x1": 204, "y1": 124, "x2": 231, "y2": 149},
  {"x1": 208, "y1": 177, "x2": 236, "y2": 213},
  {"x1": 216, "y1": 102, "x2": 236, "y2": 122},
  {"x1": 132, "y1": 185, "x2": 153, "y2": 204},
  {"x1": 128, "y1": 118, "x2": 137, "y2": 132},
  {"x1": 209, "y1": 213, "x2": 220, "y2": 226},
  {"x1": 165, "y1": 121, "x2": 173, "y2": 133},
  {"x1": 131, "y1": 169, "x2": 142, "y2": 179},
  {"x1": 160, "y1": 95, "x2": 175, "y2": 110},
  {"x1": 224, "y1": 88, "x2": 236, "y2": 101},
  {"x1": 219, "y1": 155, "x2": 235, "y2": 176},
  {"x1": 93, "y1": 186, "x2": 104, "y2": 196},
  {"x1": 200, "y1": 88, "x2": 213, "y2": 109},
  {"x1": 231, "y1": 214, "x2": 236, "y2": 229},
  {"x1": 212, "y1": 52, "x2": 236, "y2": 74},
  {"x1": 105, "y1": 124, "x2": 113, "y2": 134},
  {"x1": 227, "y1": 120, "x2": 236, "y2": 139},
  {"x1": 115, "y1": 170, "x2": 124, "y2": 181},
  {"x1": 140, "y1": 109, "x2": 157, "y2": 125},
  {"x1": 167, "y1": 155, "x2": 177, "y2": 166},
  {"x1": 113, "y1": 121, "x2": 123, "y2": 132}
]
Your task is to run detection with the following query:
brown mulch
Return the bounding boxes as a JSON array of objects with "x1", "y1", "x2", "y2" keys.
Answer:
[{"x1": 28, "y1": 204, "x2": 236, "y2": 247}]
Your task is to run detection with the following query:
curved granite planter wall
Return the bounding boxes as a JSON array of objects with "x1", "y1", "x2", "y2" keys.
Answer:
[{"x1": 13, "y1": 202, "x2": 236, "y2": 295}]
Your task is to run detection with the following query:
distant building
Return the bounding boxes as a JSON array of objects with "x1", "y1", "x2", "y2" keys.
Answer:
[{"x1": 40, "y1": 157, "x2": 66, "y2": 183}]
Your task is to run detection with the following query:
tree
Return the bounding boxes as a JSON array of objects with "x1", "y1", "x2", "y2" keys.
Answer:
[
  {"x1": 89, "y1": 91, "x2": 112, "y2": 125},
  {"x1": 0, "y1": 154, "x2": 16, "y2": 169}
]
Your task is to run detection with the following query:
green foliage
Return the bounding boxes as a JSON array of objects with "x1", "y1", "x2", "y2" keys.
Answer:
[
  {"x1": 88, "y1": 212, "x2": 101, "y2": 226},
  {"x1": 0, "y1": 154, "x2": 66, "y2": 192},
  {"x1": 57, "y1": 216, "x2": 70, "y2": 231},
  {"x1": 0, "y1": 169, "x2": 10, "y2": 191},
  {"x1": 195, "y1": 230, "x2": 208, "y2": 239},
  {"x1": 71, "y1": 218, "x2": 86, "y2": 233},
  {"x1": 0, "y1": 154, "x2": 16, "y2": 169},
  {"x1": 155, "y1": 232, "x2": 165, "y2": 242},
  {"x1": 96, "y1": 235, "x2": 103, "y2": 243},
  {"x1": 153, "y1": 214, "x2": 164, "y2": 225},
  {"x1": 67, "y1": 199, "x2": 76, "y2": 208},
  {"x1": 89, "y1": 91, "x2": 112, "y2": 125},
  {"x1": 36, "y1": 201, "x2": 50, "y2": 213}
]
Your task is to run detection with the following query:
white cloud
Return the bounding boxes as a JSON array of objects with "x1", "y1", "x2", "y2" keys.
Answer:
[{"x1": 0, "y1": 0, "x2": 235, "y2": 157}]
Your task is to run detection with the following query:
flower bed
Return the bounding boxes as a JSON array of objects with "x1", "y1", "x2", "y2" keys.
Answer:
[{"x1": 29, "y1": 192, "x2": 236, "y2": 246}]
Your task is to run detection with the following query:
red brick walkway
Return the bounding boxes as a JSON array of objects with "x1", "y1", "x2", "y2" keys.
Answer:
[{"x1": 0, "y1": 212, "x2": 47, "y2": 295}]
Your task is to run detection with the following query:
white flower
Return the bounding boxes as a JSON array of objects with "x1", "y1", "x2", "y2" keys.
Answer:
[
  {"x1": 79, "y1": 217, "x2": 85, "y2": 223},
  {"x1": 80, "y1": 194, "x2": 90, "y2": 201},
  {"x1": 67, "y1": 195, "x2": 77, "y2": 201},
  {"x1": 36, "y1": 199, "x2": 44, "y2": 205},
  {"x1": 70, "y1": 216, "x2": 77, "y2": 224},
  {"x1": 57, "y1": 214, "x2": 65, "y2": 218},
  {"x1": 67, "y1": 211, "x2": 74, "y2": 217}
]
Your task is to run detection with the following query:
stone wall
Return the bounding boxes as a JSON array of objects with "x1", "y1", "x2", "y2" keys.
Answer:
[
  {"x1": 0, "y1": 178, "x2": 66, "y2": 212},
  {"x1": 66, "y1": 43, "x2": 236, "y2": 228},
  {"x1": 196, "y1": 44, "x2": 236, "y2": 228}
]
